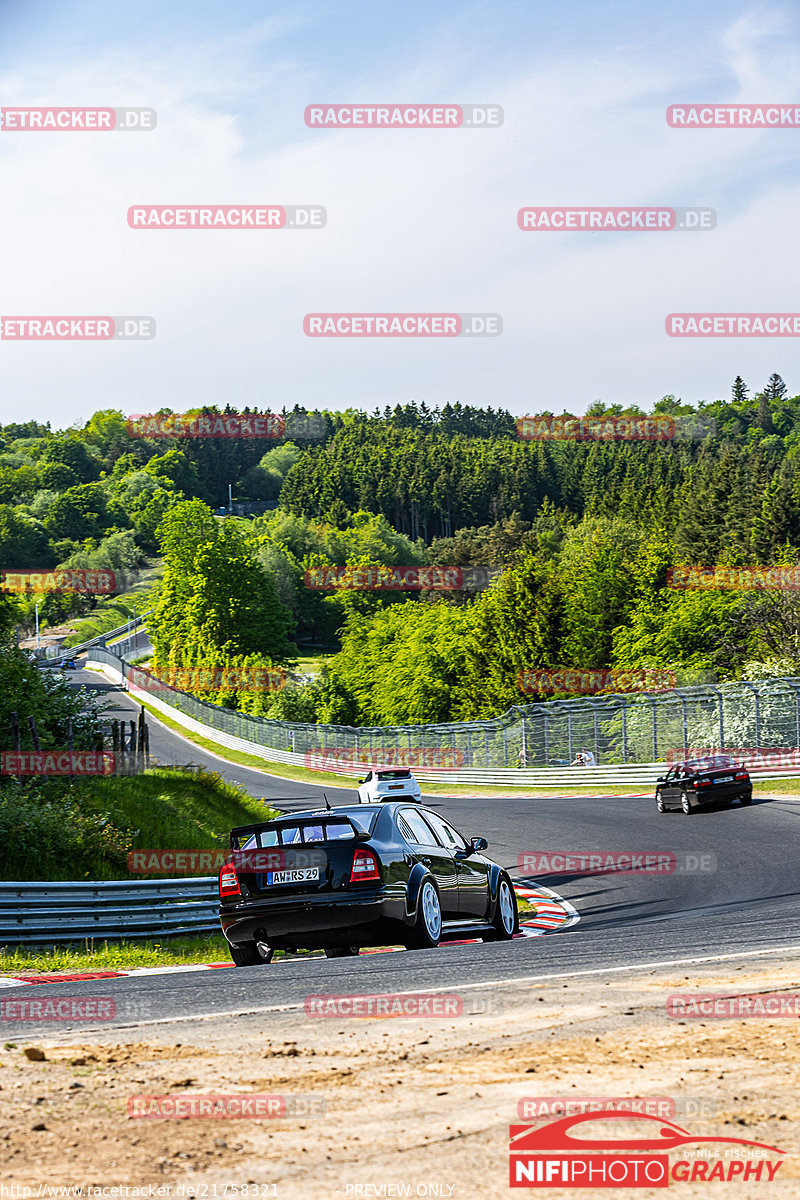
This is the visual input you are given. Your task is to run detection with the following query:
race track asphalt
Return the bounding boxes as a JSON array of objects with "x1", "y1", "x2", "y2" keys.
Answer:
[{"x1": 7, "y1": 665, "x2": 798, "y2": 1037}]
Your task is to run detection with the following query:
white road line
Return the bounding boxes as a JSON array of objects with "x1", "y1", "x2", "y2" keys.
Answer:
[{"x1": 34, "y1": 942, "x2": 800, "y2": 1036}]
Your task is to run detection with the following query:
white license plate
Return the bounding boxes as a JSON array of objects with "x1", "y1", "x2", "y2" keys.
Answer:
[
  {"x1": 265, "y1": 868, "x2": 320, "y2": 885},
  {"x1": 716, "y1": 775, "x2": 733, "y2": 784}
]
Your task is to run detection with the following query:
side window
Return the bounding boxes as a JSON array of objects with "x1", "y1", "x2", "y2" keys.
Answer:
[
  {"x1": 425, "y1": 811, "x2": 467, "y2": 851},
  {"x1": 398, "y1": 808, "x2": 439, "y2": 847}
]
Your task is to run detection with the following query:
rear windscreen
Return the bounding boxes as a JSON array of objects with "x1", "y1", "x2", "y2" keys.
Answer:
[
  {"x1": 279, "y1": 822, "x2": 355, "y2": 843},
  {"x1": 233, "y1": 811, "x2": 379, "y2": 848},
  {"x1": 377, "y1": 770, "x2": 411, "y2": 780}
]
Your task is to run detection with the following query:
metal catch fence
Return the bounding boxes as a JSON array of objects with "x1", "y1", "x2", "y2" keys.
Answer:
[{"x1": 87, "y1": 648, "x2": 800, "y2": 770}]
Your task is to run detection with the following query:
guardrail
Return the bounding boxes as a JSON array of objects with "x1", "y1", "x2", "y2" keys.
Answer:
[
  {"x1": 33, "y1": 612, "x2": 152, "y2": 662},
  {"x1": 87, "y1": 650, "x2": 800, "y2": 788},
  {"x1": 0, "y1": 878, "x2": 218, "y2": 945}
]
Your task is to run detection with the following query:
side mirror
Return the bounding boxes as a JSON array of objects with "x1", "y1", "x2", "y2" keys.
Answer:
[
  {"x1": 656, "y1": 777, "x2": 665, "y2": 784},
  {"x1": 469, "y1": 836, "x2": 488, "y2": 853}
]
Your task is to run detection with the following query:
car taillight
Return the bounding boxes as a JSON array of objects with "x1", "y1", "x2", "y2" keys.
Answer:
[
  {"x1": 219, "y1": 860, "x2": 241, "y2": 898},
  {"x1": 735, "y1": 771, "x2": 749, "y2": 781},
  {"x1": 350, "y1": 847, "x2": 380, "y2": 884}
]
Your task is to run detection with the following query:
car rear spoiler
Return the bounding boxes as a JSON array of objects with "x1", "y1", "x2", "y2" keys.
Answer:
[{"x1": 230, "y1": 813, "x2": 372, "y2": 848}]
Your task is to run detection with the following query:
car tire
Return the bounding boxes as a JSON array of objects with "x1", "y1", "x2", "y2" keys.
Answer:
[
  {"x1": 486, "y1": 876, "x2": 518, "y2": 940},
  {"x1": 739, "y1": 793, "x2": 752, "y2": 806},
  {"x1": 406, "y1": 877, "x2": 442, "y2": 949},
  {"x1": 656, "y1": 793, "x2": 666, "y2": 813},
  {"x1": 324, "y1": 946, "x2": 360, "y2": 958},
  {"x1": 680, "y1": 791, "x2": 692, "y2": 815},
  {"x1": 229, "y1": 941, "x2": 262, "y2": 967}
]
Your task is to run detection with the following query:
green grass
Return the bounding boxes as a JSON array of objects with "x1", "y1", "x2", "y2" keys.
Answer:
[
  {"x1": 294, "y1": 653, "x2": 334, "y2": 676},
  {"x1": 0, "y1": 934, "x2": 232, "y2": 973},
  {"x1": 0, "y1": 767, "x2": 279, "y2": 881},
  {"x1": 131, "y1": 691, "x2": 362, "y2": 790},
  {"x1": 80, "y1": 767, "x2": 278, "y2": 852},
  {"x1": 750, "y1": 778, "x2": 800, "y2": 795}
]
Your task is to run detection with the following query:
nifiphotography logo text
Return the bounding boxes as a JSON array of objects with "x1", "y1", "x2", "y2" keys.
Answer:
[{"x1": 509, "y1": 1110, "x2": 784, "y2": 1186}]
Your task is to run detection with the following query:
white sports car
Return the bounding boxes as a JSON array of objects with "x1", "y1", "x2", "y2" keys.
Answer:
[{"x1": 356, "y1": 768, "x2": 423, "y2": 804}]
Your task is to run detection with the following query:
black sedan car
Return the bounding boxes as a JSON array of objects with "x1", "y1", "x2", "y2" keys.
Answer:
[
  {"x1": 655, "y1": 756, "x2": 752, "y2": 814},
  {"x1": 219, "y1": 801, "x2": 518, "y2": 965}
]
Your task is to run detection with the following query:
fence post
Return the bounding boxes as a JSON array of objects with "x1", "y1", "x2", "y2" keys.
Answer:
[
  {"x1": 651, "y1": 698, "x2": 658, "y2": 761},
  {"x1": 681, "y1": 697, "x2": 688, "y2": 753},
  {"x1": 621, "y1": 698, "x2": 628, "y2": 762},
  {"x1": 27, "y1": 716, "x2": 41, "y2": 752}
]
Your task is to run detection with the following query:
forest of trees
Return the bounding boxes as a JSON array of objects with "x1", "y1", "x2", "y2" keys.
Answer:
[{"x1": 2, "y1": 376, "x2": 800, "y2": 726}]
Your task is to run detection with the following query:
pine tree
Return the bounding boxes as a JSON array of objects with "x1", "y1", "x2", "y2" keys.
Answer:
[
  {"x1": 731, "y1": 376, "x2": 749, "y2": 404},
  {"x1": 763, "y1": 373, "x2": 788, "y2": 401}
]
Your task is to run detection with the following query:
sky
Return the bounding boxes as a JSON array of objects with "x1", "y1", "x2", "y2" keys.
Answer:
[{"x1": 0, "y1": 0, "x2": 799, "y2": 428}]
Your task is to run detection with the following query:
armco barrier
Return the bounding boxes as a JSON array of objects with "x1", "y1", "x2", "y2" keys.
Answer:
[
  {"x1": 34, "y1": 610, "x2": 152, "y2": 662},
  {"x1": 0, "y1": 878, "x2": 219, "y2": 946},
  {"x1": 86, "y1": 650, "x2": 800, "y2": 788}
]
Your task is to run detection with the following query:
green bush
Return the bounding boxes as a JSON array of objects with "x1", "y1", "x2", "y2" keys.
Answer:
[{"x1": 0, "y1": 767, "x2": 278, "y2": 880}]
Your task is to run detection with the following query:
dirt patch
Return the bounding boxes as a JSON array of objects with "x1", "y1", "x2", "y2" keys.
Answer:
[{"x1": 3, "y1": 955, "x2": 799, "y2": 1196}]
